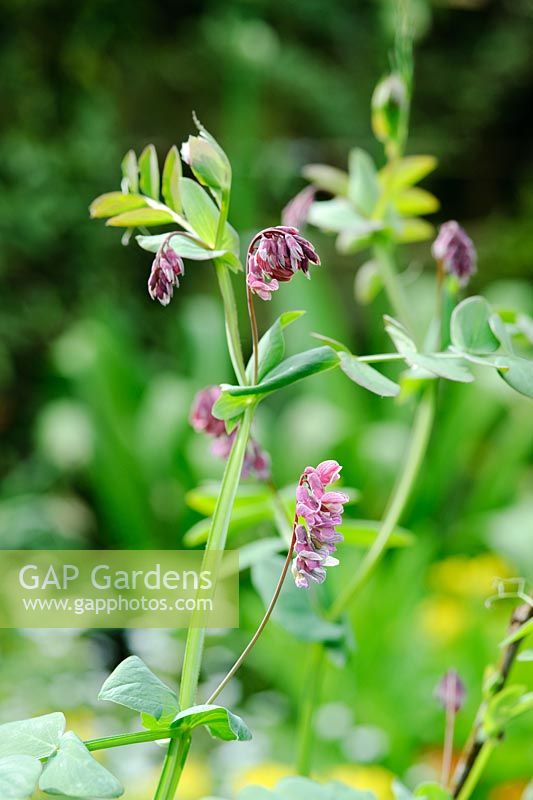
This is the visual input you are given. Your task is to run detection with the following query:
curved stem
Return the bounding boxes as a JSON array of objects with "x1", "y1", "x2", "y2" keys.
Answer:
[
  {"x1": 328, "y1": 383, "x2": 435, "y2": 619},
  {"x1": 206, "y1": 527, "x2": 297, "y2": 705},
  {"x1": 247, "y1": 285, "x2": 260, "y2": 384}
]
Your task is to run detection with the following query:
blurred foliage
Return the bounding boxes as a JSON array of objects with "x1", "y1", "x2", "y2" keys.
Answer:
[{"x1": 0, "y1": 0, "x2": 532, "y2": 798}]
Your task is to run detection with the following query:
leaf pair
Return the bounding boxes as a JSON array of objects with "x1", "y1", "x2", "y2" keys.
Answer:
[
  {"x1": 0, "y1": 712, "x2": 122, "y2": 799},
  {"x1": 99, "y1": 656, "x2": 251, "y2": 742}
]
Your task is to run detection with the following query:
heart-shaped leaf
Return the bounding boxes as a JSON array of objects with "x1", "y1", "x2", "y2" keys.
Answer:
[
  {"x1": 0, "y1": 755, "x2": 42, "y2": 800},
  {"x1": 99, "y1": 656, "x2": 179, "y2": 725},
  {"x1": 139, "y1": 144, "x2": 160, "y2": 200},
  {"x1": 171, "y1": 705, "x2": 251, "y2": 741},
  {"x1": 451, "y1": 297, "x2": 500, "y2": 355},
  {"x1": 339, "y1": 352, "x2": 400, "y2": 397},
  {"x1": 39, "y1": 732, "x2": 123, "y2": 798},
  {"x1": 0, "y1": 712, "x2": 65, "y2": 759}
]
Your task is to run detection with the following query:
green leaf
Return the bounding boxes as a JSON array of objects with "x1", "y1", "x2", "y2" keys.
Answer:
[
  {"x1": 185, "y1": 135, "x2": 231, "y2": 193},
  {"x1": 380, "y1": 156, "x2": 437, "y2": 191},
  {"x1": 98, "y1": 656, "x2": 179, "y2": 724},
  {"x1": 311, "y1": 333, "x2": 350, "y2": 352},
  {"x1": 0, "y1": 755, "x2": 42, "y2": 800},
  {"x1": 354, "y1": 260, "x2": 383, "y2": 304},
  {"x1": 121, "y1": 149, "x2": 139, "y2": 193},
  {"x1": 384, "y1": 315, "x2": 417, "y2": 354},
  {"x1": 414, "y1": 784, "x2": 451, "y2": 800},
  {"x1": 0, "y1": 713, "x2": 65, "y2": 759},
  {"x1": 336, "y1": 228, "x2": 381, "y2": 255},
  {"x1": 497, "y1": 354, "x2": 533, "y2": 399},
  {"x1": 186, "y1": 483, "x2": 270, "y2": 516},
  {"x1": 484, "y1": 685, "x2": 528, "y2": 736},
  {"x1": 308, "y1": 198, "x2": 374, "y2": 233},
  {"x1": 89, "y1": 192, "x2": 148, "y2": 219},
  {"x1": 39, "y1": 732, "x2": 124, "y2": 798},
  {"x1": 500, "y1": 617, "x2": 533, "y2": 647},
  {"x1": 277, "y1": 777, "x2": 376, "y2": 800},
  {"x1": 106, "y1": 208, "x2": 175, "y2": 227},
  {"x1": 394, "y1": 188, "x2": 439, "y2": 216},
  {"x1": 339, "y1": 352, "x2": 400, "y2": 397},
  {"x1": 246, "y1": 310, "x2": 306, "y2": 382},
  {"x1": 451, "y1": 297, "x2": 500, "y2": 354},
  {"x1": 518, "y1": 649, "x2": 533, "y2": 662},
  {"x1": 211, "y1": 390, "x2": 256, "y2": 423},
  {"x1": 396, "y1": 218, "x2": 434, "y2": 243},
  {"x1": 348, "y1": 149, "x2": 380, "y2": 216},
  {"x1": 216, "y1": 251, "x2": 243, "y2": 273},
  {"x1": 138, "y1": 144, "x2": 160, "y2": 200},
  {"x1": 339, "y1": 519, "x2": 414, "y2": 548},
  {"x1": 223, "y1": 347, "x2": 339, "y2": 398},
  {"x1": 407, "y1": 353, "x2": 474, "y2": 383},
  {"x1": 252, "y1": 556, "x2": 345, "y2": 644},
  {"x1": 179, "y1": 177, "x2": 221, "y2": 247},
  {"x1": 172, "y1": 705, "x2": 251, "y2": 741},
  {"x1": 183, "y1": 501, "x2": 272, "y2": 547},
  {"x1": 302, "y1": 164, "x2": 349, "y2": 196},
  {"x1": 162, "y1": 146, "x2": 182, "y2": 212},
  {"x1": 136, "y1": 233, "x2": 227, "y2": 260}
]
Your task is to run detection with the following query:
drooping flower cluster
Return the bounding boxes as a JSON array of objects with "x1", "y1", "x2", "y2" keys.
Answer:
[
  {"x1": 432, "y1": 221, "x2": 477, "y2": 287},
  {"x1": 189, "y1": 386, "x2": 270, "y2": 480},
  {"x1": 148, "y1": 239, "x2": 185, "y2": 306},
  {"x1": 434, "y1": 669, "x2": 466, "y2": 713},
  {"x1": 247, "y1": 226, "x2": 320, "y2": 301},
  {"x1": 292, "y1": 460, "x2": 348, "y2": 589}
]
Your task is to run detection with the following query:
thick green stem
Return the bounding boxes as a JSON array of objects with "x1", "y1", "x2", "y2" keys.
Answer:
[
  {"x1": 328, "y1": 383, "x2": 435, "y2": 619},
  {"x1": 155, "y1": 407, "x2": 254, "y2": 799},
  {"x1": 216, "y1": 261, "x2": 247, "y2": 386},
  {"x1": 455, "y1": 739, "x2": 496, "y2": 800},
  {"x1": 373, "y1": 240, "x2": 416, "y2": 339}
]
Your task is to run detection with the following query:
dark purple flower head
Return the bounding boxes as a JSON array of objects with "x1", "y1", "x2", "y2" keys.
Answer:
[
  {"x1": 292, "y1": 460, "x2": 348, "y2": 589},
  {"x1": 148, "y1": 240, "x2": 185, "y2": 306},
  {"x1": 432, "y1": 221, "x2": 477, "y2": 287},
  {"x1": 189, "y1": 386, "x2": 227, "y2": 438},
  {"x1": 435, "y1": 669, "x2": 466, "y2": 713},
  {"x1": 247, "y1": 226, "x2": 320, "y2": 301},
  {"x1": 282, "y1": 186, "x2": 316, "y2": 230},
  {"x1": 189, "y1": 385, "x2": 270, "y2": 481}
]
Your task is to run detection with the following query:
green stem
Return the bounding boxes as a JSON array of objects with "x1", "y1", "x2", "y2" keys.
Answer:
[
  {"x1": 155, "y1": 407, "x2": 254, "y2": 799},
  {"x1": 296, "y1": 644, "x2": 325, "y2": 776},
  {"x1": 154, "y1": 735, "x2": 192, "y2": 800},
  {"x1": 216, "y1": 260, "x2": 247, "y2": 386},
  {"x1": 373, "y1": 240, "x2": 417, "y2": 339},
  {"x1": 328, "y1": 383, "x2": 435, "y2": 619},
  {"x1": 455, "y1": 739, "x2": 496, "y2": 800},
  {"x1": 86, "y1": 728, "x2": 179, "y2": 752}
]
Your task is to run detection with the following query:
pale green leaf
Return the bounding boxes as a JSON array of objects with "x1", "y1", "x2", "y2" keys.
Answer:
[
  {"x1": 39, "y1": 732, "x2": 123, "y2": 798},
  {"x1": 302, "y1": 164, "x2": 349, "y2": 196},
  {"x1": 0, "y1": 755, "x2": 42, "y2": 800},
  {"x1": 179, "y1": 178, "x2": 220, "y2": 246},
  {"x1": 339, "y1": 352, "x2": 400, "y2": 397},
  {"x1": 451, "y1": 297, "x2": 500, "y2": 354},
  {"x1": 89, "y1": 192, "x2": 147, "y2": 219},
  {"x1": 0, "y1": 713, "x2": 65, "y2": 759},
  {"x1": 162, "y1": 146, "x2": 182, "y2": 212},
  {"x1": 98, "y1": 656, "x2": 179, "y2": 724},
  {"x1": 138, "y1": 144, "x2": 160, "y2": 199},
  {"x1": 136, "y1": 233, "x2": 227, "y2": 260},
  {"x1": 171, "y1": 705, "x2": 251, "y2": 741},
  {"x1": 348, "y1": 149, "x2": 380, "y2": 215},
  {"x1": 393, "y1": 187, "x2": 439, "y2": 216},
  {"x1": 121, "y1": 149, "x2": 138, "y2": 193},
  {"x1": 380, "y1": 156, "x2": 438, "y2": 191},
  {"x1": 106, "y1": 208, "x2": 175, "y2": 227}
]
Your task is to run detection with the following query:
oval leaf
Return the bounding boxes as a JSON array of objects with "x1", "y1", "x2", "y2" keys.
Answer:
[
  {"x1": 246, "y1": 310, "x2": 306, "y2": 382},
  {"x1": 302, "y1": 164, "x2": 349, "y2": 196},
  {"x1": 339, "y1": 352, "x2": 400, "y2": 397},
  {"x1": 451, "y1": 297, "x2": 500, "y2": 355},
  {"x1": 106, "y1": 208, "x2": 175, "y2": 227},
  {"x1": 90, "y1": 192, "x2": 148, "y2": 219},
  {"x1": 139, "y1": 144, "x2": 160, "y2": 200},
  {"x1": 171, "y1": 705, "x2": 251, "y2": 742},
  {"x1": 0, "y1": 755, "x2": 42, "y2": 800},
  {"x1": 408, "y1": 353, "x2": 474, "y2": 383},
  {"x1": 179, "y1": 177, "x2": 220, "y2": 247},
  {"x1": 224, "y1": 347, "x2": 339, "y2": 398},
  {"x1": 98, "y1": 656, "x2": 179, "y2": 724},
  {"x1": 136, "y1": 233, "x2": 227, "y2": 260},
  {"x1": 162, "y1": 146, "x2": 182, "y2": 212},
  {"x1": 380, "y1": 155, "x2": 437, "y2": 190},
  {"x1": 348, "y1": 148, "x2": 379, "y2": 216},
  {"x1": 339, "y1": 519, "x2": 414, "y2": 548},
  {"x1": 497, "y1": 354, "x2": 533, "y2": 399},
  {"x1": 39, "y1": 732, "x2": 123, "y2": 799},
  {"x1": 121, "y1": 150, "x2": 138, "y2": 194},
  {"x1": 0, "y1": 713, "x2": 65, "y2": 759},
  {"x1": 393, "y1": 187, "x2": 440, "y2": 216}
]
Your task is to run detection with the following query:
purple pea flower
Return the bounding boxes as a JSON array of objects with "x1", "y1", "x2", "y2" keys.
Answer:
[
  {"x1": 292, "y1": 460, "x2": 348, "y2": 589},
  {"x1": 432, "y1": 221, "x2": 477, "y2": 287},
  {"x1": 435, "y1": 669, "x2": 466, "y2": 713},
  {"x1": 247, "y1": 226, "x2": 320, "y2": 301},
  {"x1": 148, "y1": 239, "x2": 185, "y2": 306},
  {"x1": 282, "y1": 186, "x2": 316, "y2": 230},
  {"x1": 189, "y1": 385, "x2": 270, "y2": 481}
]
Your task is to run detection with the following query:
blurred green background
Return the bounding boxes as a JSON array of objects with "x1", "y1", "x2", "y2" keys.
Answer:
[{"x1": 1, "y1": 0, "x2": 532, "y2": 798}]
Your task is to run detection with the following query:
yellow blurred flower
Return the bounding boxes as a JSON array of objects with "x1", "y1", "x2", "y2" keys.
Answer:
[
  {"x1": 489, "y1": 781, "x2": 528, "y2": 800},
  {"x1": 428, "y1": 554, "x2": 514, "y2": 599},
  {"x1": 418, "y1": 595, "x2": 469, "y2": 644},
  {"x1": 233, "y1": 762, "x2": 293, "y2": 794},
  {"x1": 324, "y1": 765, "x2": 394, "y2": 800}
]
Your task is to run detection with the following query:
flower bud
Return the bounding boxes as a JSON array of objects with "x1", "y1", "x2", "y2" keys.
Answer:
[
  {"x1": 148, "y1": 241, "x2": 184, "y2": 306},
  {"x1": 371, "y1": 73, "x2": 407, "y2": 151},
  {"x1": 434, "y1": 669, "x2": 466, "y2": 713},
  {"x1": 432, "y1": 221, "x2": 477, "y2": 286},
  {"x1": 247, "y1": 226, "x2": 320, "y2": 301}
]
